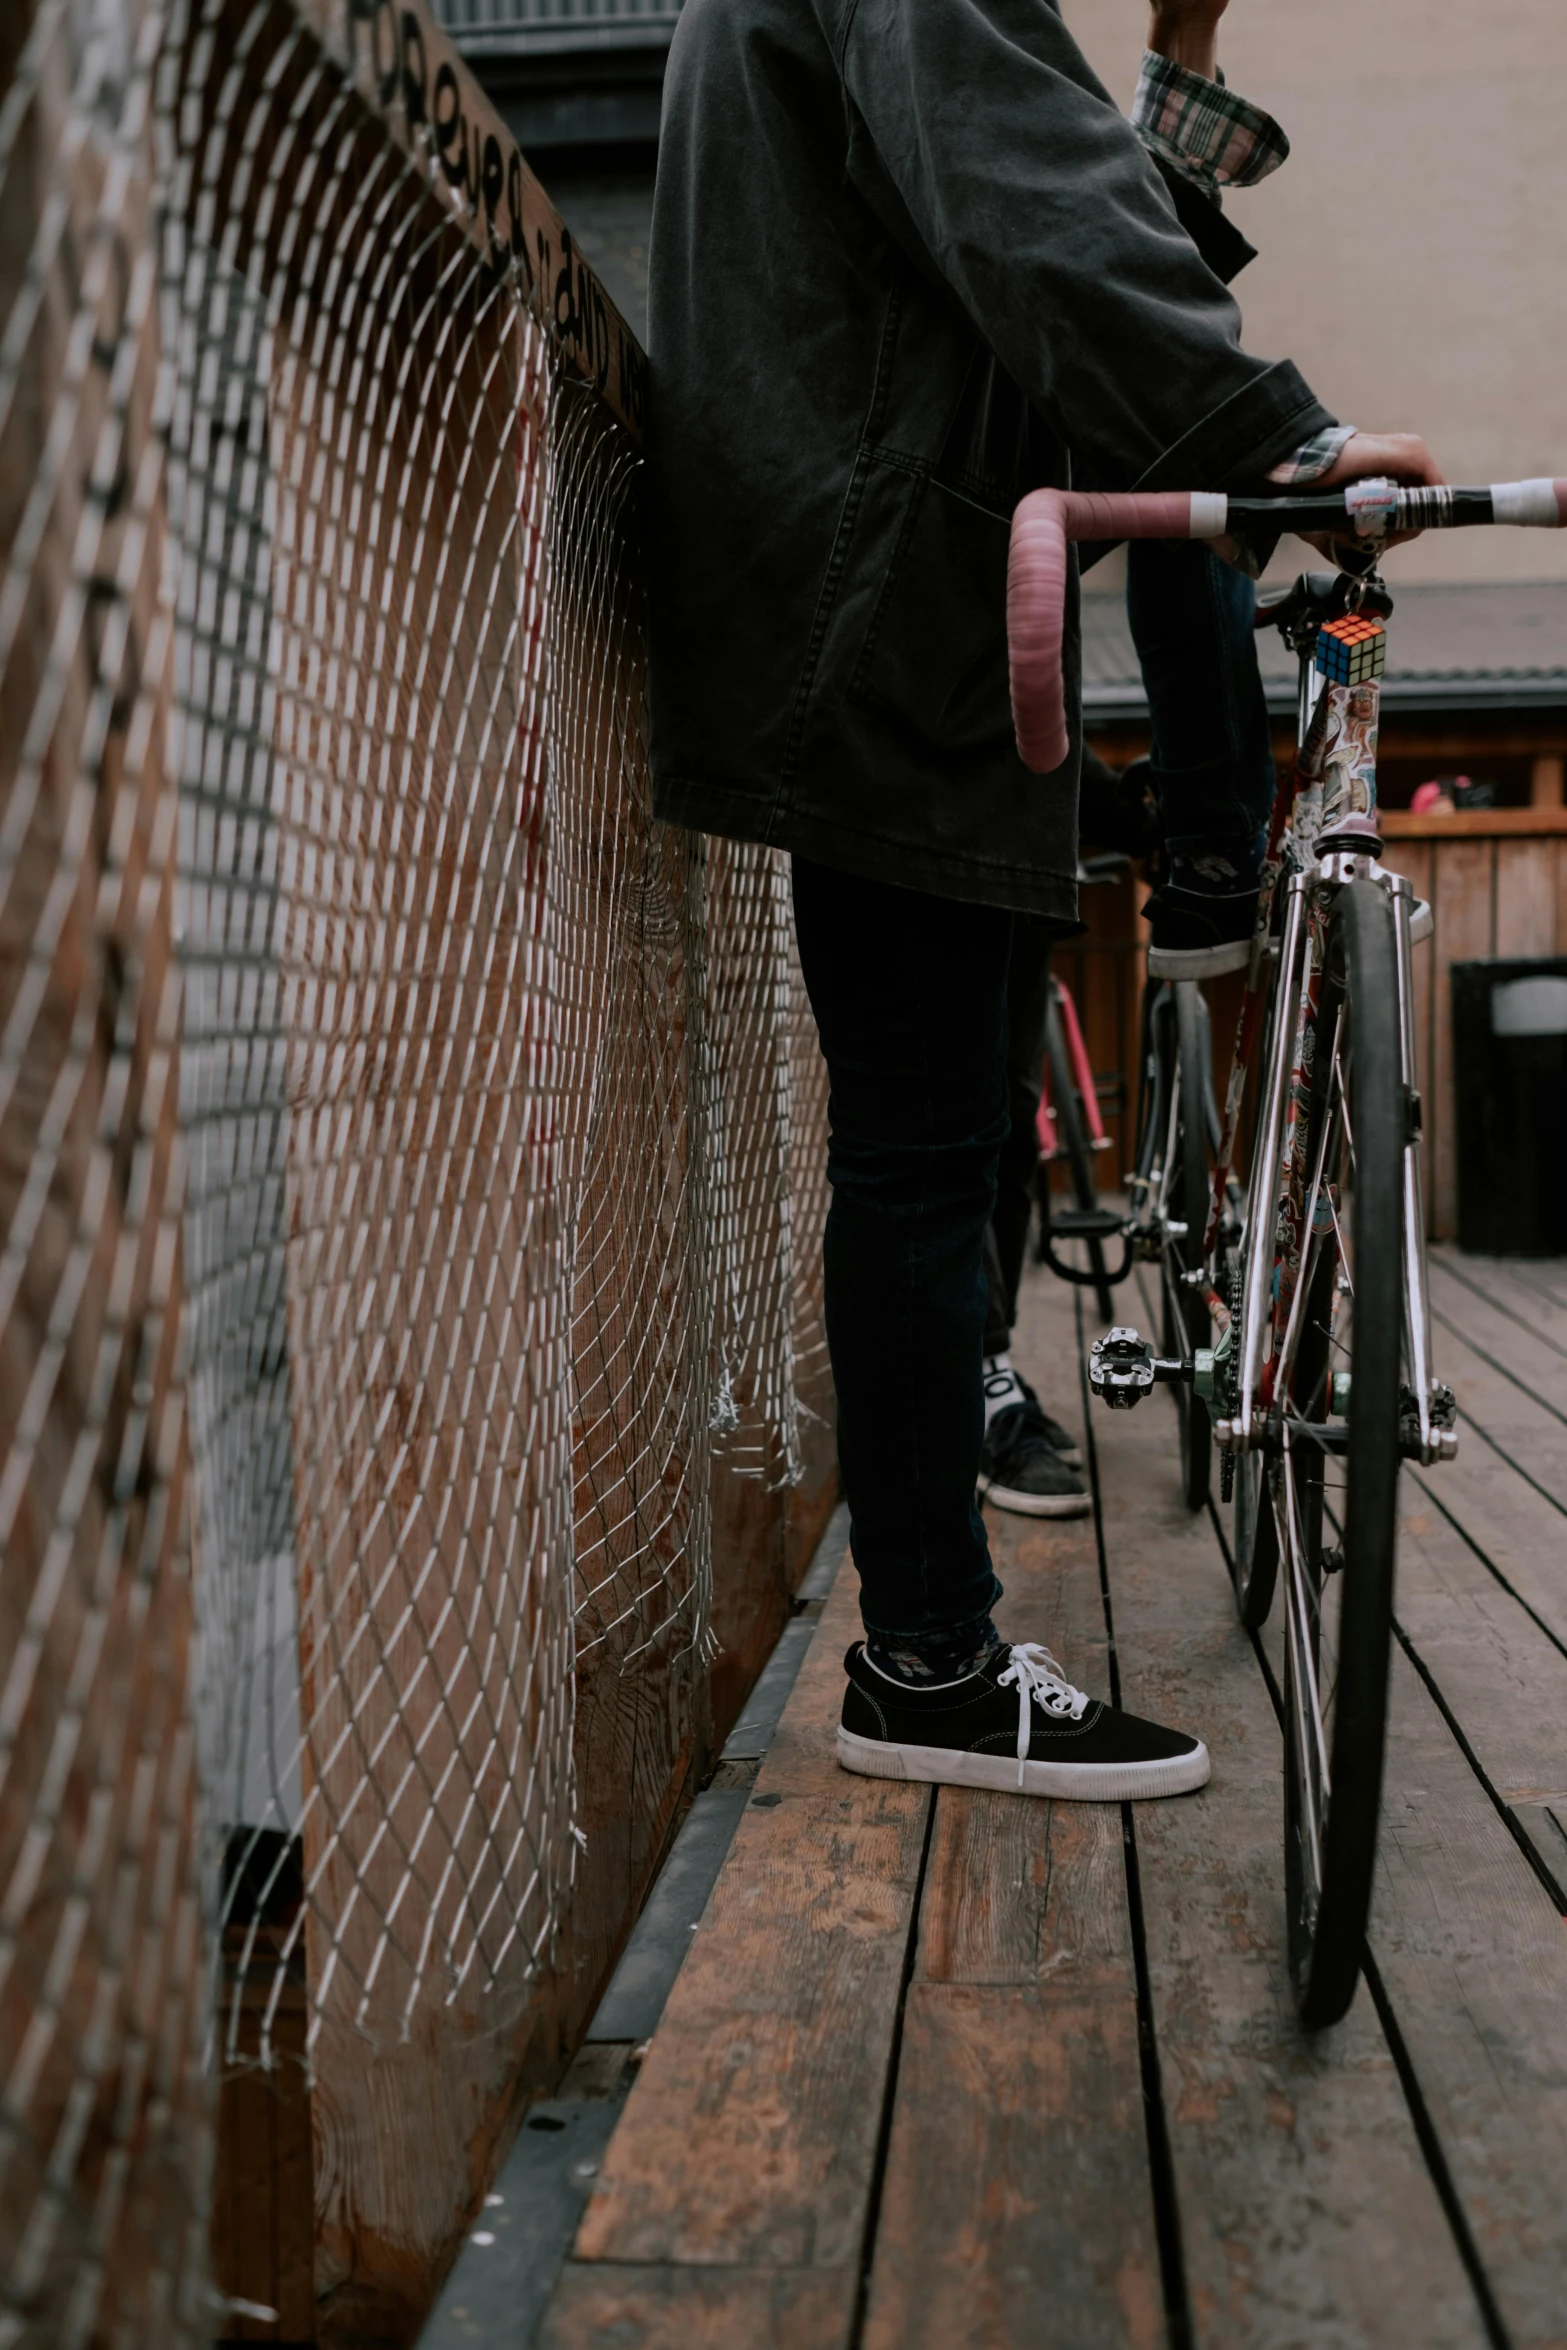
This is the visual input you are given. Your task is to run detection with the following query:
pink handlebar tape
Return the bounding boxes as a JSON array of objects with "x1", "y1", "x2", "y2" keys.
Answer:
[{"x1": 1007, "y1": 488, "x2": 1228, "y2": 774}]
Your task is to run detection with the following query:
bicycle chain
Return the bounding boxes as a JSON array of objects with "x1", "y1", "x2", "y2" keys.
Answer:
[{"x1": 1220, "y1": 1258, "x2": 1243, "y2": 1504}]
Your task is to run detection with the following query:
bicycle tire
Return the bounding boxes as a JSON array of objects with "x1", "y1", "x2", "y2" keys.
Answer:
[
  {"x1": 1277, "y1": 881, "x2": 1403, "y2": 2029},
  {"x1": 1161, "y1": 982, "x2": 1212, "y2": 1510},
  {"x1": 1230, "y1": 1432, "x2": 1279, "y2": 1629},
  {"x1": 1045, "y1": 991, "x2": 1115, "y2": 1322}
]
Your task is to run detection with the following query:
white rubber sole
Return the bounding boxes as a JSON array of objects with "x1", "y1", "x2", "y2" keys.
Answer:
[
  {"x1": 976, "y1": 1475, "x2": 1091, "y2": 1519},
  {"x1": 836, "y1": 1726, "x2": 1211, "y2": 1802},
  {"x1": 1146, "y1": 936, "x2": 1252, "y2": 981},
  {"x1": 1147, "y1": 899, "x2": 1430, "y2": 982}
]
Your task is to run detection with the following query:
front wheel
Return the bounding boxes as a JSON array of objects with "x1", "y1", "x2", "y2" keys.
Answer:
[{"x1": 1274, "y1": 882, "x2": 1404, "y2": 2029}]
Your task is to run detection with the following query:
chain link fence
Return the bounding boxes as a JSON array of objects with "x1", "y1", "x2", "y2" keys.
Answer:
[{"x1": 0, "y1": 0, "x2": 831, "y2": 2339}]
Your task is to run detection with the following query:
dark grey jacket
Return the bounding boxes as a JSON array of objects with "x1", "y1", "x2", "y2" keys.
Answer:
[{"x1": 646, "y1": 0, "x2": 1334, "y2": 918}]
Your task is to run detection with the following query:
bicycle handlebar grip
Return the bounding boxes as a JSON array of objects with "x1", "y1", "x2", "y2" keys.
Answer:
[
  {"x1": 1490, "y1": 478, "x2": 1567, "y2": 526},
  {"x1": 1007, "y1": 488, "x2": 1228, "y2": 773}
]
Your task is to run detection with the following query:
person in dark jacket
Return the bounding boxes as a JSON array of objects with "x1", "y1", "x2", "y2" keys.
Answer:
[{"x1": 647, "y1": 0, "x2": 1440, "y2": 1800}]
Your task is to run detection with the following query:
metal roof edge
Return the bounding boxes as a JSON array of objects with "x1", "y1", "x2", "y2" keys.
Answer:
[
  {"x1": 1084, "y1": 681, "x2": 1567, "y2": 720},
  {"x1": 447, "y1": 23, "x2": 678, "y2": 57}
]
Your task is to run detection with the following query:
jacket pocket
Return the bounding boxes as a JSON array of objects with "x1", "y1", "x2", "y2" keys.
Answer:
[{"x1": 848, "y1": 470, "x2": 1013, "y2": 754}]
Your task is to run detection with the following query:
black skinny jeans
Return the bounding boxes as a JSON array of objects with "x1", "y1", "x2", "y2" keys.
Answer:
[{"x1": 791, "y1": 856, "x2": 1032, "y2": 1652}]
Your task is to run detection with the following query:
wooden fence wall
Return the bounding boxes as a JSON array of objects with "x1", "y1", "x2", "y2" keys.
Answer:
[{"x1": 1381, "y1": 810, "x2": 1567, "y2": 1240}]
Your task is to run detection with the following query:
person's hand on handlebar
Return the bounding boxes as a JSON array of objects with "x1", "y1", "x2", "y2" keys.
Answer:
[
  {"x1": 1310, "y1": 433, "x2": 1444, "y2": 493},
  {"x1": 1293, "y1": 431, "x2": 1446, "y2": 561}
]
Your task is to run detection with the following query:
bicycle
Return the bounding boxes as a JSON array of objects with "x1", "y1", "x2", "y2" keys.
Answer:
[{"x1": 1007, "y1": 469, "x2": 1564, "y2": 2026}]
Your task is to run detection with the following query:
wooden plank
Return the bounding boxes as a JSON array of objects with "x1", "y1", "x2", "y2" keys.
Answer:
[
  {"x1": 1431, "y1": 839, "x2": 1495, "y2": 1240},
  {"x1": 1242, "y1": 1258, "x2": 1567, "y2": 2341},
  {"x1": 273, "y1": 1986, "x2": 317, "y2": 2343},
  {"x1": 1366, "y1": 1642, "x2": 1567, "y2": 2346},
  {"x1": 1379, "y1": 721, "x2": 1567, "y2": 764},
  {"x1": 1084, "y1": 1268, "x2": 1489, "y2": 2348},
  {"x1": 918, "y1": 1778, "x2": 1123, "y2": 1985},
  {"x1": 1407, "y1": 1436, "x2": 1567, "y2": 1663},
  {"x1": 1432, "y1": 1252, "x2": 1567, "y2": 1381},
  {"x1": 540, "y1": 2265, "x2": 855, "y2": 2349},
  {"x1": 1427, "y1": 1260, "x2": 1567, "y2": 1510},
  {"x1": 708, "y1": 1457, "x2": 791, "y2": 1752},
  {"x1": 864, "y1": 1986, "x2": 1163, "y2": 2350},
  {"x1": 1440, "y1": 1249, "x2": 1567, "y2": 1353},
  {"x1": 1395, "y1": 1490, "x2": 1567, "y2": 1805},
  {"x1": 564, "y1": 1556, "x2": 927, "y2": 2277},
  {"x1": 1382, "y1": 808, "x2": 1567, "y2": 839},
  {"x1": 1494, "y1": 838, "x2": 1559, "y2": 956},
  {"x1": 219, "y1": 2062, "x2": 281, "y2": 2343},
  {"x1": 861, "y1": 1453, "x2": 1160, "y2": 2348},
  {"x1": 1530, "y1": 754, "x2": 1565, "y2": 810}
]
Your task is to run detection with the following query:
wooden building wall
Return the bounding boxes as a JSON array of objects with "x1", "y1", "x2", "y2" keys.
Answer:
[
  {"x1": 1381, "y1": 810, "x2": 1567, "y2": 1240},
  {"x1": 1071, "y1": 754, "x2": 1567, "y2": 1251}
]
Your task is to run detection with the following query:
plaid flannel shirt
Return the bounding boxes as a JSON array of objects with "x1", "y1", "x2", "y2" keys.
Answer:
[
  {"x1": 1266, "y1": 424, "x2": 1357, "y2": 484},
  {"x1": 1131, "y1": 49, "x2": 1289, "y2": 192},
  {"x1": 1131, "y1": 53, "x2": 1354, "y2": 488}
]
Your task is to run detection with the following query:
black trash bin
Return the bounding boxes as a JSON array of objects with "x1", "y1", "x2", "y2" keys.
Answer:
[{"x1": 1451, "y1": 958, "x2": 1567, "y2": 1255}]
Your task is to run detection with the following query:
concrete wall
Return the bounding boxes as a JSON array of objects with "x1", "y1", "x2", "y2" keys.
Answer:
[{"x1": 1063, "y1": 0, "x2": 1567, "y2": 585}]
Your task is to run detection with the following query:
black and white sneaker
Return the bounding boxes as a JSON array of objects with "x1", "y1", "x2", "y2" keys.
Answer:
[
  {"x1": 838, "y1": 1642, "x2": 1210, "y2": 1801},
  {"x1": 981, "y1": 1362, "x2": 1083, "y2": 1468},
  {"x1": 978, "y1": 1398, "x2": 1089, "y2": 1518},
  {"x1": 1146, "y1": 879, "x2": 1433, "y2": 980},
  {"x1": 1144, "y1": 880, "x2": 1259, "y2": 979}
]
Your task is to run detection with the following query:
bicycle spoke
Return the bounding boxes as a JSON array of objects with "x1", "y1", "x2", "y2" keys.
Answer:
[
  {"x1": 1275, "y1": 1010, "x2": 1345, "y2": 1396},
  {"x1": 1276, "y1": 1440, "x2": 1330, "y2": 1916},
  {"x1": 1327, "y1": 1186, "x2": 1353, "y2": 1299},
  {"x1": 1333, "y1": 1039, "x2": 1357, "y2": 1176},
  {"x1": 1282, "y1": 1446, "x2": 1332, "y2": 1790}
]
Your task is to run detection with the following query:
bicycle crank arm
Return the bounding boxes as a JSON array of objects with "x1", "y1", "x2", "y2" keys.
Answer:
[{"x1": 1088, "y1": 1327, "x2": 1195, "y2": 1409}]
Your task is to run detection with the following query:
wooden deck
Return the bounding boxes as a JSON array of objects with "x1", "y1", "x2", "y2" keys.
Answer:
[{"x1": 538, "y1": 1247, "x2": 1567, "y2": 2350}]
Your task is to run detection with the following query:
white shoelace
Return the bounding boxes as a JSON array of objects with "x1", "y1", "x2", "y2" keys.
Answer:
[{"x1": 996, "y1": 1643, "x2": 1090, "y2": 1784}]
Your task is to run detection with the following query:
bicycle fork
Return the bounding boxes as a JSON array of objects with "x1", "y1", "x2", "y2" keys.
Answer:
[
  {"x1": 1222, "y1": 860, "x2": 1455, "y2": 1468},
  {"x1": 1092, "y1": 863, "x2": 1457, "y2": 1473}
]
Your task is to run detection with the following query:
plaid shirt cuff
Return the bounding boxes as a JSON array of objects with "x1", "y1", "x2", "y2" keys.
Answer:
[
  {"x1": 1132, "y1": 50, "x2": 1290, "y2": 193},
  {"x1": 1267, "y1": 425, "x2": 1358, "y2": 485}
]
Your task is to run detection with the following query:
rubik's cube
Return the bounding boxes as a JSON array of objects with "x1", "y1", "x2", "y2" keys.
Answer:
[{"x1": 1315, "y1": 611, "x2": 1388, "y2": 686}]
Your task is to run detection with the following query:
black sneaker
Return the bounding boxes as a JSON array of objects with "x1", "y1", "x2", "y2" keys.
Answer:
[
  {"x1": 978, "y1": 1397, "x2": 1090, "y2": 1518},
  {"x1": 981, "y1": 1366, "x2": 1083, "y2": 1468},
  {"x1": 1144, "y1": 880, "x2": 1259, "y2": 979},
  {"x1": 838, "y1": 1642, "x2": 1210, "y2": 1801}
]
